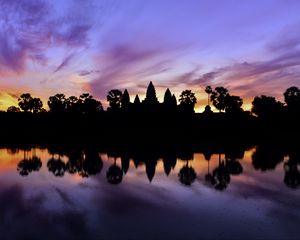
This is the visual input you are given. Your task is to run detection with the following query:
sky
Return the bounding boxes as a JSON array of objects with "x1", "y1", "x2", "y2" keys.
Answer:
[{"x1": 0, "y1": 0, "x2": 300, "y2": 111}]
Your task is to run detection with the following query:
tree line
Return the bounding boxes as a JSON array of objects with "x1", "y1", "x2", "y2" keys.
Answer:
[{"x1": 6, "y1": 82, "x2": 300, "y2": 118}]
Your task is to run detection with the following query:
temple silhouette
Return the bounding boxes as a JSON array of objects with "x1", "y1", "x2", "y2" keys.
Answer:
[{"x1": 0, "y1": 82, "x2": 299, "y2": 152}]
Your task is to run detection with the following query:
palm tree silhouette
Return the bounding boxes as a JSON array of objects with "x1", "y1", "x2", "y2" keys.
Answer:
[
  {"x1": 212, "y1": 154, "x2": 230, "y2": 191},
  {"x1": 205, "y1": 86, "x2": 213, "y2": 106}
]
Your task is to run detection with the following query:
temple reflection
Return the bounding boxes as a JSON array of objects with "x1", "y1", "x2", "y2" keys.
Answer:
[
  {"x1": 106, "y1": 152, "x2": 123, "y2": 184},
  {"x1": 10, "y1": 143, "x2": 300, "y2": 190}
]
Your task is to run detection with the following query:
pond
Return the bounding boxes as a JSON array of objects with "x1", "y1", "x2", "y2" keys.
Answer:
[{"x1": 0, "y1": 145, "x2": 299, "y2": 240}]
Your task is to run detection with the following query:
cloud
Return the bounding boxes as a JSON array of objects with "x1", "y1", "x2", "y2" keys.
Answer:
[
  {"x1": 0, "y1": 92, "x2": 19, "y2": 108},
  {"x1": 172, "y1": 66, "x2": 202, "y2": 85},
  {"x1": 0, "y1": 0, "x2": 50, "y2": 72},
  {"x1": 89, "y1": 42, "x2": 183, "y2": 98},
  {"x1": 52, "y1": 24, "x2": 92, "y2": 48},
  {"x1": 268, "y1": 22, "x2": 300, "y2": 53},
  {"x1": 53, "y1": 53, "x2": 75, "y2": 73},
  {"x1": 185, "y1": 25, "x2": 300, "y2": 100},
  {"x1": 0, "y1": 0, "x2": 94, "y2": 73},
  {"x1": 78, "y1": 69, "x2": 101, "y2": 76}
]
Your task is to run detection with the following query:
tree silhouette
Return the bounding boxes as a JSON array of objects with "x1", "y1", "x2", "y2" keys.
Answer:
[
  {"x1": 251, "y1": 95, "x2": 283, "y2": 119},
  {"x1": 205, "y1": 86, "x2": 213, "y2": 106},
  {"x1": 144, "y1": 81, "x2": 158, "y2": 104},
  {"x1": 48, "y1": 94, "x2": 67, "y2": 113},
  {"x1": 225, "y1": 95, "x2": 243, "y2": 113},
  {"x1": 284, "y1": 86, "x2": 300, "y2": 112},
  {"x1": 107, "y1": 89, "x2": 123, "y2": 110},
  {"x1": 18, "y1": 93, "x2": 33, "y2": 112},
  {"x1": 18, "y1": 93, "x2": 43, "y2": 113},
  {"x1": 31, "y1": 97, "x2": 43, "y2": 113},
  {"x1": 211, "y1": 87, "x2": 229, "y2": 112},
  {"x1": 66, "y1": 96, "x2": 79, "y2": 113},
  {"x1": 79, "y1": 93, "x2": 103, "y2": 114},
  {"x1": 179, "y1": 90, "x2": 197, "y2": 113},
  {"x1": 7, "y1": 106, "x2": 20, "y2": 112}
]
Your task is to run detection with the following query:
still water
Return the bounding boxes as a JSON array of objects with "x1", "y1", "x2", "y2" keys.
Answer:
[{"x1": 0, "y1": 145, "x2": 299, "y2": 240}]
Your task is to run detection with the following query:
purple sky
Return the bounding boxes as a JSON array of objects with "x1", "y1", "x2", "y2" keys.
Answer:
[{"x1": 0, "y1": 0, "x2": 300, "y2": 111}]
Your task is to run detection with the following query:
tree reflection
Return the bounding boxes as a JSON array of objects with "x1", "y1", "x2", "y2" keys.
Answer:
[
  {"x1": 284, "y1": 153, "x2": 300, "y2": 189},
  {"x1": 203, "y1": 149, "x2": 215, "y2": 186},
  {"x1": 226, "y1": 159, "x2": 243, "y2": 175},
  {"x1": 17, "y1": 149, "x2": 42, "y2": 176},
  {"x1": 46, "y1": 148, "x2": 103, "y2": 178},
  {"x1": 14, "y1": 144, "x2": 300, "y2": 190},
  {"x1": 47, "y1": 156, "x2": 66, "y2": 177},
  {"x1": 212, "y1": 154, "x2": 231, "y2": 191},
  {"x1": 81, "y1": 150, "x2": 103, "y2": 177},
  {"x1": 178, "y1": 153, "x2": 196, "y2": 186},
  {"x1": 178, "y1": 162, "x2": 196, "y2": 186},
  {"x1": 252, "y1": 145, "x2": 284, "y2": 171},
  {"x1": 65, "y1": 150, "x2": 84, "y2": 175}
]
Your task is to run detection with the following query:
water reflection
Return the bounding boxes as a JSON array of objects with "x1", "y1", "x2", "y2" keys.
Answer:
[
  {"x1": 178, "y1": 161, "x2": 196, "y2": 186},
  {"x1": 46, "y1": 148, "x2": 103, "y2": 178},
  {"x1": 0, "y1": 144, "x2": 298, "y2": 239},
  {"x1": 284, "y1": 152, "x2": 300, "y2": 189},
  {"x1": 9, "y1": 144, "x2": 300, "y2": 190},
  {"x1": 106, "y1": 158, "x2": 123, "y2": 184},
  {"x1": 252, "y1": 144, "x2": 285, "y2": 171},
  {"x1": 17, "y1": 149, "x2": 42, "y2": 176}
]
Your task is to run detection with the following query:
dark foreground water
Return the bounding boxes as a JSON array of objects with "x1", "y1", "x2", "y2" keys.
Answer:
[{"x1": 0, "y1": 146, "x2": 299, "y2": 240}]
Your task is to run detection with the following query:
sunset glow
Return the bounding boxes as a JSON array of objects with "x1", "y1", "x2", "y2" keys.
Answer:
[{"x1": 1, "y1": 0, "x2": 300, "y2": 111}]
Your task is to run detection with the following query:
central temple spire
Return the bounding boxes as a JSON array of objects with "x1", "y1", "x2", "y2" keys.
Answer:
[{"x1": 144, "y1": 81, "x2": 158, "y2": 104}]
